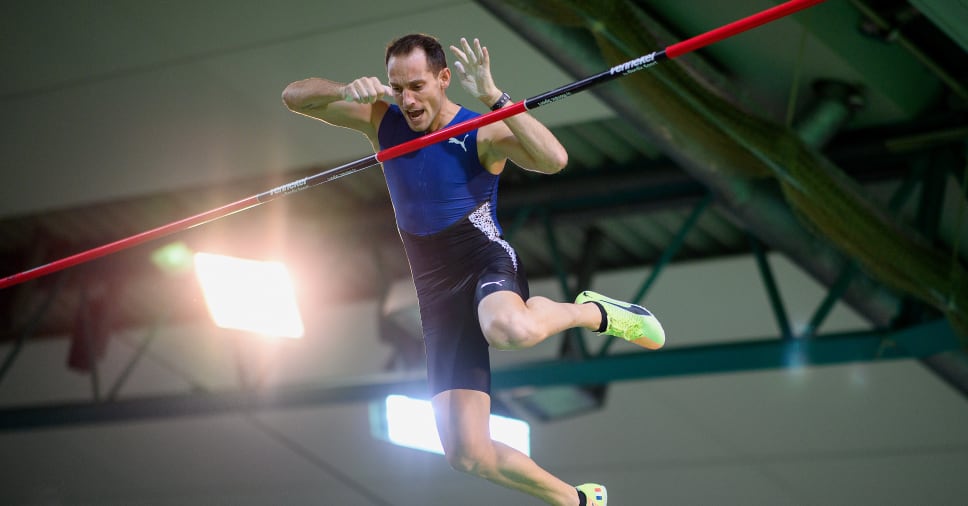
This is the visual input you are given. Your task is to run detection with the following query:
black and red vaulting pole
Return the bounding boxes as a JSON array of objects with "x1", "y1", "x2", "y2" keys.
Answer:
[{"x1": 0, "y1": 0, "x2": 827, "y2": 290}]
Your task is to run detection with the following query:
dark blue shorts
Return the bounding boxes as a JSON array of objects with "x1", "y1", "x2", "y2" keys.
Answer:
[{"x1": 398, "y1": 202, "x2": 529, "y2": 396}]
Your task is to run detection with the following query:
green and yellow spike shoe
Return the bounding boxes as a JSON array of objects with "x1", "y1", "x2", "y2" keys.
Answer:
[
  {"x1": 577, "y1": 483, "x2": 607, "y2": 506},
  {"x1": 576, "y1": 291, "x2": 665, "y2": 349}
]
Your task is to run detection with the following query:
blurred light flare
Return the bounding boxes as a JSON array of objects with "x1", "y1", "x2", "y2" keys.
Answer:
[
  {"x1": 193, "y1": 252, "x2": 305, "y2": 338},
  {"x1": 151, "y1": 241, "x2": 194, "y2": 275}
]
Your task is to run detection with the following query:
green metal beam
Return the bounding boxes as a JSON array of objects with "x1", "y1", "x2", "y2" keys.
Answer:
[
  {"x1": 0, "y1": 272, "x2": 66, "y2": 386},
  {"x1": 105, "y1": 311, "x2": 166, "y2": 401},
  {"x1": 543, "y1": 210, "x2": 572, "y2": 302},
  {"x1": 0, "y1": 319, "x2": 958, "y2": 432},
  {"x1": 500, "y1": 319, "x2": 959, "y2": 388},
  {"x1": 631, "y1": 193, "x2": 713, "y2": 306},
  {"x1": 800, "y1": 262, "x2": 856, "y2": 339},
  {"x1": 543, "y1": 211, "x2": 592, "y2": 359},
  {"x1": 800, "y1": 159, "x2": 928, "y2": 339},
  {"x1": 560, "y1": 227, "x2": 607, "y2": 360},
  {"x1": 598, "y1": 193, "x2": 711, "y2": 355},
  {"x1": 749, "y1": 236, "x2": 793, "y2": 340}
]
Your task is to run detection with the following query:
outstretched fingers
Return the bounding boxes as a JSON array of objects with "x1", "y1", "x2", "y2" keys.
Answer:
[
  {"x1": 450, "y1": 37, "x2": 488, "y2": 68},
  {"x1": 464, "y1": 37, "x2": 479, "y2": 65},
  {"x1": 449, "y1": 37, "x2": 498, "y2": 101},
  {"x1": 473, "y1": 38, "x2": 489, "y2": 67}
]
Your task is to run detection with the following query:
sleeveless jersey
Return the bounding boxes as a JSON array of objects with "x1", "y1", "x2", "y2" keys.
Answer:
[{"x1": 378, "y1": 104, "x2": 501, "y2": 236}]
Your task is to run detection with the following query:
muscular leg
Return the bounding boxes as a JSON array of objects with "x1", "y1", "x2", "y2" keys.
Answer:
[
  {"x1": 477, "y1": 291, "x2": 601, "y2": 350},
  {"x1": 433, "y1": 388, "x2": 579, "y2": 506}
]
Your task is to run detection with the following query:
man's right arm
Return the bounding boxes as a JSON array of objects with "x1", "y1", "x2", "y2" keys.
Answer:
[{"x1": 281, "y1": 77, "x2": 390, "y2": 141}]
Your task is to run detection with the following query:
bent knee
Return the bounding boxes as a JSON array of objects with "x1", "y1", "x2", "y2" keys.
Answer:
[
  {"x1": 444, "y1": 447, "x2": 495, "y2": 477},
  {"x1": 482, "y1": 313, "x2": 542, "y2": 350},
  {"x1": 445, "y1": 451, "x2": 479, "y2": 474}
]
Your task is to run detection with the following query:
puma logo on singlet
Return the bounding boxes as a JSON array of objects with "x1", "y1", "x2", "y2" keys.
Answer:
[{"x1": 448, "y1": 134, "x2": 470, "y2": 152}]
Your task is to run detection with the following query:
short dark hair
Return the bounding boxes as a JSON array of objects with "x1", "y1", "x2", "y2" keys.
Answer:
[{"x1": 385, "y1": 33, "x2": 447, "y2": 73}]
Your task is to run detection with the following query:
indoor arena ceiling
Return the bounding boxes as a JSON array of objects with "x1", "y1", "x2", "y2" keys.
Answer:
[
  {"x1": 0, "y1": 0, "x2": 965, "y2": 339},
  {"x1": 2, "y1": 1, "x2": 968, "y2": 505},
  {"x1": 2, "y1": 1, "x2": 966, "y2": 365}
]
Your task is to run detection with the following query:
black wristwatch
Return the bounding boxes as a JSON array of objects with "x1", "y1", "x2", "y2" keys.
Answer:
[{"x1": 490, "y1": 91, "x2": 511, "y2": 111}]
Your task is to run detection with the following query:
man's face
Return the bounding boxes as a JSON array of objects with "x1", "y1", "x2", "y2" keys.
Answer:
[{"x1": 387, "y1": 49, "x2": 450, "y2": 133}]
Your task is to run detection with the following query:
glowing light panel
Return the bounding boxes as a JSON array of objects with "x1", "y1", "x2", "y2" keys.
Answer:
[
  {"x1": 384, "y1": 395, "x2": 530, "y2": 456},
  {"x1": 194, "y1": 253, "x2": 304, "y2": 338}
]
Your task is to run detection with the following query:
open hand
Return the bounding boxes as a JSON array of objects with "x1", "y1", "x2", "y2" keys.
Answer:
[{"x1": 449, "y1": 38, "x2": 500, "y2": 105}]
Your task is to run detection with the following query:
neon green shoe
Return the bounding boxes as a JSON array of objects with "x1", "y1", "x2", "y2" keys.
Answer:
[
  {"x1": 576, "y1": 290, "x2": 665, "y2": 349},
  {"x1": 577, "y1": 483, "x2": 607, "y2": 506}
]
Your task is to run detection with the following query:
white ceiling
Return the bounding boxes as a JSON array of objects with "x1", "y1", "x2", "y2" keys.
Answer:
[{"x1": 2, "y1": 1, "x2": 968, "y2": 505}]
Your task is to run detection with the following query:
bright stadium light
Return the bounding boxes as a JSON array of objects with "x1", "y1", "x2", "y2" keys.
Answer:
[
  {"x1": 379, "y1": 395, "x2": 530, "y2": 456},
  {"x1": 193, "y1": 252, "x2": 304, "y2": 338}
]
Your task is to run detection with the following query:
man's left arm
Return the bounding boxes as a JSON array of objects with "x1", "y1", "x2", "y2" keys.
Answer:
[{"x1": 450, "y1": 38, "x2": 568, "y2": 175}]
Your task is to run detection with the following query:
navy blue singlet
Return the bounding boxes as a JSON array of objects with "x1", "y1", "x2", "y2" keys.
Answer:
[
  {"x1": 379, "y1": 104, "x2": 501, "y2": 235},
  {"x1": 377, "y1": 104, "x2": 529, "y2": 396}
]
